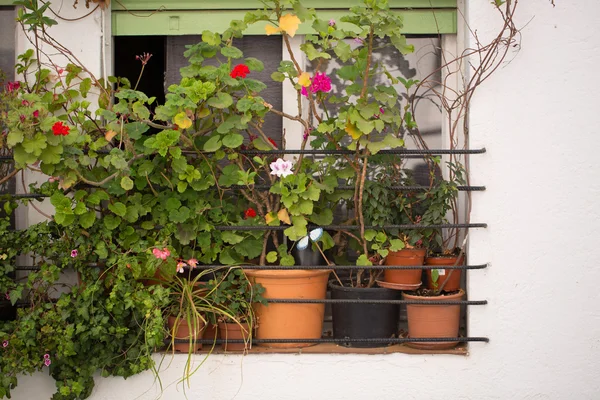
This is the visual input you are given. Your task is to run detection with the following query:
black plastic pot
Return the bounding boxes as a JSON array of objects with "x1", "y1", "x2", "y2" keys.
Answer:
[{"x1": 330, "y1": 281, "x2": 401, "y2": 348}]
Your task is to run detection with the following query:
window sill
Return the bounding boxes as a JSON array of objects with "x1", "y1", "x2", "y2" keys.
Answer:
[{"x1": 190, "y1": 343, "x2": 469, "y2": 356}]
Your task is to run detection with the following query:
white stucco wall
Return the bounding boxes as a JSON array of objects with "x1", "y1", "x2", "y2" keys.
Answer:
[{"x1": 9, "y1": 0, "x2": 600, "y2": 398}]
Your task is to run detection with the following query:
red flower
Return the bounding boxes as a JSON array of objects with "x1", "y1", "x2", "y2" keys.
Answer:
[
  {"x1": 51, "y1": 121, "x2": 70, "y2": 136},
  {"x1": 230, "y1": 64, "x2": 250, "y2": 79},
  {"x1": 268, "y1": 138, "x2": 278, "y2": 149},
  {"x1": 244, "y1": 208, "x2": 257, "y2": 219},
  {"x1": 33, "y1": 110, "x2": 39, "y2": 118}
]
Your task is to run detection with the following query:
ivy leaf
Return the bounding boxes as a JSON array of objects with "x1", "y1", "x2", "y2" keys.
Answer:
[
  {"x1": 39, "y1": 144, "x2": 63, "y2": 165},
  {"x1": 271, "y1": 71, "x2": 285, "y2": 82},
  {"x1": 132, "y1": 101, "x2": 150, "y2": 120},
  {"x1": 169, "y1": 206, "x2": 190, "y2": 223},
  {"x1": 79, "y1": 78, "x2": 92, "y2": 97},
  {"x1": 389, "y1": 239, "x2": 405, "y2": 251},
  {"x1": 266, "y1": 251, "x2": 278, "y2": 263}
]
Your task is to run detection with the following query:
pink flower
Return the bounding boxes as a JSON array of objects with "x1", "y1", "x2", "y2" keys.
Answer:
[
  {"x1": 2, "y1": 340, "x2": 7, "y2": 348},
  {"x1": 6, "y1": 81, "x2": 20, "y2": 93},
  {"x1": 328, "y1": 19, "x2": 336, "y2": 26},
  {"x1": 353, "y1": 37, "x2": 364, "y2": 45},
  {"x1": 269, "y1": 158, "x2": 294, "y2": 178},
  {"x1": 152, "y1": 247, "x2": 170, "y2": 260},
  {"x1": 176, "y1": 261, "x2": 186, "y2": 273},
  {"x1": 19, "y1": 115, "x2": 25, "y2": 123},
  {"x1": 44, "y1": 358, "x2": 51, "y2": 367},
  {"x1": 415, "y1": 239, "x2": 423, "y2": 247},
  {"x1": 301, "y1": 73, "x2": 331, "y2": 98},
  {"x1": 44, "y1": 353, "x2": 50, "y2": 359},
  {"x1": 70, "y1": 250, "x2": 78, "y2": 258},
  {"x1": 187, "y1": 258, "x2": 198, "y2": 268},
  {"x1": 33, "y1": 110, "x2": 39, "y2": 118},
  {"x1": 57, "y1": 68, "x2": 64, "y2": 75},
  {"x1": 21, "y1": 100, "x2": 29, "y2": 106}
]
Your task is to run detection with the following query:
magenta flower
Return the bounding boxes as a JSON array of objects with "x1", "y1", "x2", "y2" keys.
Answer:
[
  {"x1": 2, "y1": 340, "x2": 7, "y2": 348},
  {"x1": 270, "y1": 158, "x2": 294, "y2": 178},
  {"x1": 33, "y1": 110, "x2": 39, "y2": 118},
  {"x1": 152, "y1": 247, "x2": 171, "y2": 260},
  {"x1": 44, "y1": 358, "x2": 51, "y2": 367},
  {"x1": 301, "y1": 72, "x2": 332, "y2": 98},
  {"x1": 187, "y1": 258, "x2": 198, "y2": 268},
  {"x1": 44, "y1": 353, "x2": 50, "y2": 359},
  {"x1": 21, "y1": 100, "x2": 29, "y2": 106},
  {"x1": 19, "y1": 115, "x2": 25, "y2": 123},
  {"x1": 353, "y1": 37, "x2": 364, "y2": 45},
  {"x1": 328, "y1": 19, "x2": 336, "y2": 26},
  {"x1": 71, "y1": 249, "x2": 78, "y2": 258}
]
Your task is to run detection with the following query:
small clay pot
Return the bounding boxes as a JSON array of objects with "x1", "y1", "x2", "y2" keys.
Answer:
[
  {"x1": 383, "y1": 249, "x2": 425, "y2": 289},
  {"x1": 425, "y1": 255, "x2": 464, "y2": 292},
  {"x1": 168, "y1": 315, "x2": 205, "y2": 353},
  {"x1": 218, "y1": 322, "x2": 251, "y2": 351},
  {"x1": 403, "y1": 289, "x2": 464, "y2": 349},
  {"x1": 245, "y1": 269, "x2": 330, "y2": 348}
]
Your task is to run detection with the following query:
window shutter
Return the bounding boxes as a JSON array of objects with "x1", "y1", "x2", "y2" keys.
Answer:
[{"x1": 112, "y1": 1, "x2": 457, "y2": 36}]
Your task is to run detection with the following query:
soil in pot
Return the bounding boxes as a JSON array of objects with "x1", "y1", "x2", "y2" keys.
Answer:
[
  {"x1": 218, "y1": 322, "x2": 250, "y2": 351},
  {"x1": 403, "y1": 289, "x2": 464, "y2": 350},
  {"x1": 425, "y1": 254, "x2": 464, "y2": 292},
  {"x1": 168, "y1": 315, "x2": 205, "y2": 353},
  {"x1": 330, "y1": 281, "x2": 401, "y2": 348},
  {"x1": 383, "y1": 249, "x2": 425, "y2": 289},
  {"x1": 245, "y1": 269, "x2": 330, "y2": 348}
]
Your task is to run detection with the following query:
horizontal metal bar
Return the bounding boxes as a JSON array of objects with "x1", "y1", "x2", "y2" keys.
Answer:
[
  {"x1": 170, "y1": 337, "x2": 489, "y2": 344},
  {"x1": 230, "y1": 185, "x2": 486, "y2": 192},
  {"x1": 214, "y1": 223, "x2": 487, "y2": 231},
  {"x1": 266, "y1": 298, "x2": 487, "y2": 305},
  {"x1": 239, "y1": 148, "x2": 486, "y2": 155},
  {"x1": 2, "y1": 193, "x2": 46, "y2": 199},
  {"x1": 195, "y1": 264, "x2": 488, "y2": 270}
]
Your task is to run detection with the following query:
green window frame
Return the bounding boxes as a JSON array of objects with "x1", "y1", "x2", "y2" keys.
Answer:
[{"x1": 112, "y1": 0, "x2": 457, "y2": 36}]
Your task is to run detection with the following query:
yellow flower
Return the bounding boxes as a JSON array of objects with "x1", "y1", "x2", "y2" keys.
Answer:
[
  {"x1": 265, "y1": 24, "x2": 281, "y2": 36},
  {"x1": 298, "y1": 72, "x2": 311, "y2": 87},
  {"x1": 279, "y1": 14, "x2": 301, "y2": 37}
]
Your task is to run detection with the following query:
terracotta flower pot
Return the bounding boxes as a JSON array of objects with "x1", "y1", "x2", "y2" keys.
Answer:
[
  {"x1": 403, "y1": 289, "x2": 464, "y2": 349},
  {"x1": 218, "y1": 322, "x2": 250, "y2": 351},
  {"x1": 245, "y1": 269, "x2": 330, "y2": 348},
  {"x1": 425, "y1": 255, "x2": 464, "y2": 292},
  {"x1": 168, "y1": 315, "x2": 205, "y2": 353},
  {"x1": 383, "y1": 249, "x2": 425, "y2": 290}
]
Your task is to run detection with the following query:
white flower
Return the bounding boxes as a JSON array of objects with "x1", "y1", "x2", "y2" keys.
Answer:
[{"x1": 270, "y1": 158, "x2": 294, "y2": 178}]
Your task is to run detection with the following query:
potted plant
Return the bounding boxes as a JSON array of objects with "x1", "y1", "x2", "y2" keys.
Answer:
[
  {"x1": 207, "y1": 267, "x2": 265, "y2": 351},
  {"x1": 421, "y1": 161, "x2": 466, "y2": 293}
]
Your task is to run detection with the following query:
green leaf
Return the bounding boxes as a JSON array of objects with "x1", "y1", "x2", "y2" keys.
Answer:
[
  {"x1": 356, "y1": 254, "x2": 373, "y2": 266},
  {"x1": 80, "y1": 211, "x2": 96, "y2": 228},
  {"x1": 108, "y1": 202, "x2": 127, "y2": 217},
  {"x1": 222, "y1": 133, "x2": 244, "y2": 148},
  {"x1": 266, "y1": 251, "x2": 278, "y2": 263},
  {"x1": 207, "y1": 92, "x2": 233, "y2": 109},
  {"x1": 203, "y1": 135, "x2": 222, "y2": 152},
  {"x1": 271, "y1": 71, "x2": 285, "y2": 82},
  {"x1": 79, "y1": 77, "x2": 92, "y2": 97},
  {"x1": 333, "y1": 40, "x2": 353, "y2": 62},
  {"x1": 245, "y1": 57, "x2": 264, "y2": 72},
  {"x1": 124, "y1": 122, "x2": 149, "y2": 140},
  {"x1": 284, "y1": 216, "x2": 307, "y2": 241},
  {"x1": 120, "y1": 176, "x2": 134, "y2": 190},
  {"x1": 222, "y1": 231, "x2": 244, "y2": 245},
  {"x1": 221, "y1": 46, "x2": 243, "y2": 59},
  {"x1": 389, "y1": 239, "x2": 405, "y2": 251},
  {"x1": 103, "y1": 215, "x2": 121, "y2": 230}
]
